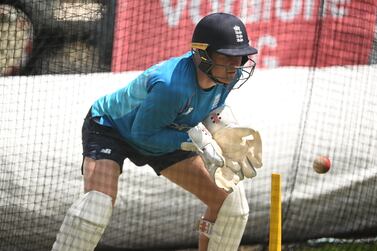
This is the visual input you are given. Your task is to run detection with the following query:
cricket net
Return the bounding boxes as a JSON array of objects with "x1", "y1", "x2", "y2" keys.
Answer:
[{"x1": 1, "y1": 1, "x2": 377, "y2": 250}]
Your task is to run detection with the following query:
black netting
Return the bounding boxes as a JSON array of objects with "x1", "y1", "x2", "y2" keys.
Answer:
[{"x1": 1, "y1": 1, "x2": 376, "y2": 250}]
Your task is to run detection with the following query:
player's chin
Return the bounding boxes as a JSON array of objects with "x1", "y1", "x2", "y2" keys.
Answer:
[
  {"x1": 214, "y1": 73, "x2": 236, "y2": 84},
  {"x1": 222, "y1": 73, "x2": 237, "y2": 84},
  {"x1": 217, "y1": 78, "x2": 231, "y2": 85}
]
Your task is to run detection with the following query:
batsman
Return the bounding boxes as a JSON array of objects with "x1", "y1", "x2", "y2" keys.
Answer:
[{"x1": 52, "y1": 12, "x2": 262, "y2": 251}]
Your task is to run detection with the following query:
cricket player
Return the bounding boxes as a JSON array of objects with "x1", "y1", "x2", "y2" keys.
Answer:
[{"x1": 52, "y1": 12, "x2": 262, "y2": 251}]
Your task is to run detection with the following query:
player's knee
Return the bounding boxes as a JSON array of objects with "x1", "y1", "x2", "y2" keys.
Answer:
[
  {"x1": 209, "y1": 183, "x2": 248, "y2": 217},
  {"x1": 68, "y1": 191, "x2": 113, "y2": 226},
  {"x1": 206, "y1": 193, "x2": 227, "y2": 220},
  {"x1": 210, "y1": 184, "x2": 229, "y2": 210},
  {"x1": 85, "y1": 189, "x2": 117, "y2": 208},
  {"x1": 83, "y1": 160, "x2": 120, "y2": 205}
]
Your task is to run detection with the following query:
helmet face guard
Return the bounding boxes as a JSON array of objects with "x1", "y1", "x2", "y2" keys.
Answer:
[{"x1": 192, "y1": 44, "x2": 256, "y2": 89}]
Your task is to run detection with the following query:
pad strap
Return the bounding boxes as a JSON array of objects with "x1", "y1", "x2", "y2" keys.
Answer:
[{"x1": 198, "y1": 217, "x2": 214, "y2": 238}]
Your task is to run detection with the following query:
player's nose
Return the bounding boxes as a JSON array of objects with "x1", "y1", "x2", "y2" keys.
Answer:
[{"x1": 229, "y1": 56, "x2": 242, "y2": 66}]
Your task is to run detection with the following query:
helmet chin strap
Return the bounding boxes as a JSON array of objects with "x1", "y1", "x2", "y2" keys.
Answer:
[{"x1": 205, "y1": 65, "x2": 255, "y2": 89}]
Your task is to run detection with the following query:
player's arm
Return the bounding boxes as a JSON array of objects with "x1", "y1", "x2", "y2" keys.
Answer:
[
  {"x1": 130, "y1": 81, "x2": 227, "y2": 177},
  {"x1": 129, "y1": 81, "x2": 191, "y2": 154}
]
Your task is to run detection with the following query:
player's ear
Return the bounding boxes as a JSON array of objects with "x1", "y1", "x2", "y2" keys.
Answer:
[
  {"x1": 193, "y1": 49, "x2": 213, "y2": 74},
  {"x1": 192, "y1": 49, "x2": 202, "y2": 64}
]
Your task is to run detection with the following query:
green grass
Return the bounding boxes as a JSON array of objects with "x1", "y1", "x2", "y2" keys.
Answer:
[{"x1": 293, "y1": 243, "x2": 377, "y2": 251}]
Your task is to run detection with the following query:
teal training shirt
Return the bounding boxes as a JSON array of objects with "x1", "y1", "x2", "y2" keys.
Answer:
[{"x1": 91, "y1": 52, "x2": 237, "y2": 155}]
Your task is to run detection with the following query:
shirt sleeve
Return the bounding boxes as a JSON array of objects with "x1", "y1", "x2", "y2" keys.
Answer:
[{"x1": 128, "y1": 81, "x2": 190, "y2": 154}]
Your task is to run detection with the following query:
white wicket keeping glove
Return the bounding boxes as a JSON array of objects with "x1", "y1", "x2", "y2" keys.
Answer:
[
  {"x1": 181, "y1": 123, "x2": 238, "y2": 192},
  {"x1": 181, "y1": 123, "x2": 224, "y2": 170},
  {"x1": 203, "y1": 106, "x2": 263, "y2": 181},
  {"x1": 214, "y1": 127, "x2": 262, "y2": 179}
]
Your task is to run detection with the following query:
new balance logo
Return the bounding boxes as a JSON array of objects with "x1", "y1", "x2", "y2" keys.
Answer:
[
  {"x1": 100, "y1": 148, "x2": 112, "y2": 155},
  {"x1": 233, "y1": 25, "x2": 244, "y2": 42}
]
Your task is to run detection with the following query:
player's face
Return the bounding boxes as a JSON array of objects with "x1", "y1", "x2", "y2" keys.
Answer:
[{"x1": 210, "y1": 52, "x2": 242, "y2": 84}]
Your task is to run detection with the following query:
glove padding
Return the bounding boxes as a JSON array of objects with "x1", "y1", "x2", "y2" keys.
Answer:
[
  {"x1": 204, "y1": 105, "x2": 263, "y2": 184},
  {"x1": 181, "y1": 123, "x2": 239, "y2": 192},
  {"x1": 213, "y1": 127, "x2": 262, "y2": 180}
]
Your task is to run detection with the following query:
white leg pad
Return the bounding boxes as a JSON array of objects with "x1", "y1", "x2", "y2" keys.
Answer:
[
  {"x1": 205, "y1": 183, "x2": 249, "y2": 251},
  {"x1": 52, "y1": 191, "x2": 113, "y2": 251}
]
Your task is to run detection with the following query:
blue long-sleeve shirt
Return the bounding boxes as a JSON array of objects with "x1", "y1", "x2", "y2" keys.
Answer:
[{"x1": 91, "y1": 52, "x2": 237, "y2": 155}]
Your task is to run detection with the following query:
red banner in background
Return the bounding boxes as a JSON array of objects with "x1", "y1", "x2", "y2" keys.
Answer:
[{"x1": 112, "y1": 0, "x2": 377, "y2": 72}]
